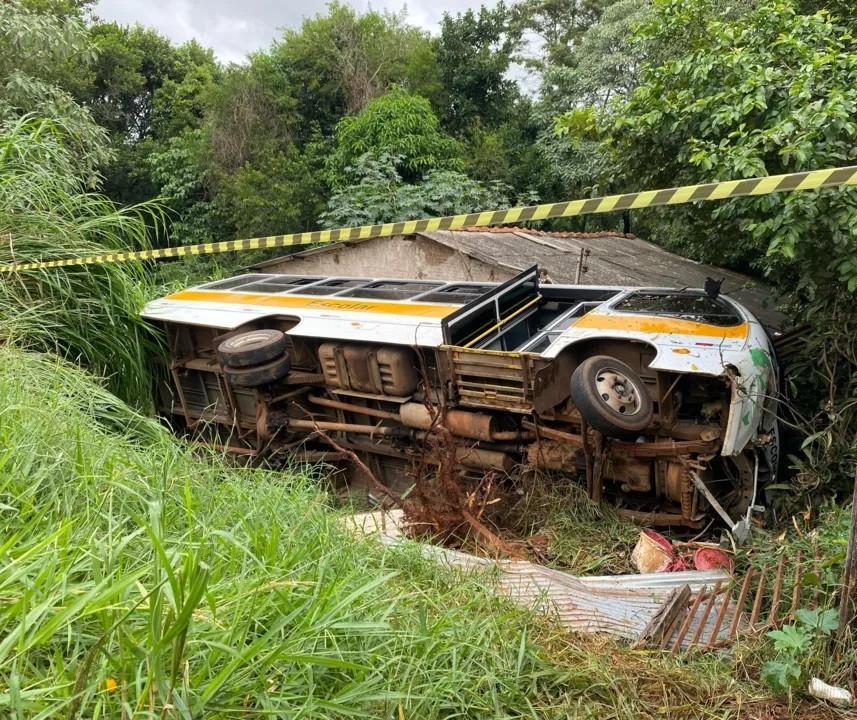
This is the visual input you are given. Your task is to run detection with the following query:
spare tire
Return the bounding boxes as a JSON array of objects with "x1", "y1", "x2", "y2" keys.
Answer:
[
  {"x1": 223, "y1": 355, "x2": 291, "y2": 388},
  {"x1": 570, "y1": 355, "x2": 653, "y2": 439},
  {"x1": 218, "y1": 329, "x2": 287, "y2": 368}
]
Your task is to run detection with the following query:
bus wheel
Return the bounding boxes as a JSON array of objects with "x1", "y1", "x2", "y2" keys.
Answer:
[
  {"x1": 224, "y1": 354, "x2": 291, "y2": 387},
  {"x1": 218, "y1": 329, "x2": 287, "y2": 368},
  {"x1": 570, "y1": 355, "x2": 653, "y2": 439}
]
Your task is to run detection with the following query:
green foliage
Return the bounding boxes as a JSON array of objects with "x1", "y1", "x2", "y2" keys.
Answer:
[
  {"x1": 328, "y1": 87, "x2": 463, "y2": 184},
  {"x1": 150, "y1": 45, "x2": 219, "y2": 139},
  {"x1": 203, "y1": 63, "x2": 296, "y2": 175},
  {"x1": 548, "y1": 109, "x2": 615, "y2": 204},
  {"x1": 78, "y1": 24, "x2": 216, "y2": 142},
  {"x1": 458, "y1": 101, "x2": 553, "y2": 202},
  {"x1": 503, "y1": 476, "x2": 640, "y2": 575},
  {"x1": 0, "y1": 116, "x2": 164, "y2": 404},
  {"x1": 524, "y1": 0, "x2": 645, "y2": 218},
  {"x1": 18, "y1": 0, "x2": 93, "y2": 18},
  {"x1": 219, "y1": 136, "x2": 331, "y2": 238},
  {"x1": 270, "y1": 3, "x2": 440, "y2": 138},
  {"x1": 72, "y1": 23, "x2": 220, "y2": 207},
  {"x1": 543, "y1": 0, "x2": 648, "y2": 109},
  {"x1": 434, "y1": 3, "x2": 521, "y2": 134},
  {"x1": 0, "y1": 0, "x2": 110, "y2": 183},
  {"x1": 761, "y1": 608, "x2": 838, "y2": 692},
  {"x1": 82, "y1": 23, "x2": 174, "y2": 139},
  {"x1": 598, "y1": 0, "x2": 857, "y2": 274},
  {"x1": 794, "y1": 608, "x2": 840, "y2": 635},
  {"x1": 320, "y1": 153, "x2": 515, "y2": 227},
  {"x1": 512, "y1": 0, "x2": 611, "y2": 71},
  {"x1": 148, "y1": 128, "x2": 228, "y2": 246}
]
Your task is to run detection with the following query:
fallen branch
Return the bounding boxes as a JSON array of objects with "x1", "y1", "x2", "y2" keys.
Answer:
[{"x1": 305, "y1": 416, "x2": 406, "y2": 507}]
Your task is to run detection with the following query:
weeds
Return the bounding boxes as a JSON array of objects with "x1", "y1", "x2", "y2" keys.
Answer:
[
  {"x1": 0, "y1": 116, "x2": 165, "y2": 405},
  {"x1": 761, "y1": 609, "x2": 839, "y2": 691},
  {"x1": 0, "y1": 347, "x2": 569, "y2": 717},
  {"x1": 503, "y1": 473, "x2": 641, "y2": 574}
]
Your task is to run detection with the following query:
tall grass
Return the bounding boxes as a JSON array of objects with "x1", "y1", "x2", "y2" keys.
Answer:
[
  {"x1": 0, "y1": 347, "x2": 815, "y2": 718},
  {"x1": 0, "y1": 347, "x2": 577, "y2": 717},
  {"x1": 0, "y1": 116, "x2": 165, "y2": 404}
]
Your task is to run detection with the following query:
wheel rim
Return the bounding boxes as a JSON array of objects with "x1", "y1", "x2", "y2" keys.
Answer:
[
  {"x1": 594, "y1": 368, "x2": 644, "y2": 416},
  {"x1": 229, "y1": 331, "x2": 273, "y2": 349}
]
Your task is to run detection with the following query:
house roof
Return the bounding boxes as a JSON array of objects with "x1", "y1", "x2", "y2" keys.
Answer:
[{"x1": 249, "y1": 227, "x2": 787, "y2": 330}]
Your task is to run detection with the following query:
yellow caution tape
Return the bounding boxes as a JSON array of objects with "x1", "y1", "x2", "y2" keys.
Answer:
[{"x1": 2, "y1": 165, "x2": 856, "y2": 273}]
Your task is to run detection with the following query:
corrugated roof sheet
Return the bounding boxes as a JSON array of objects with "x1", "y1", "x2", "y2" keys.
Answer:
[
  {"x1": 348, "y1": 509, "x2": 740, "y2": 646},
  {"x1": 250, "y1": 228, "x2": 787, "y2": 330},
  {"x1": 417, "y1": 229, "x2": 785, "y2": 330}
]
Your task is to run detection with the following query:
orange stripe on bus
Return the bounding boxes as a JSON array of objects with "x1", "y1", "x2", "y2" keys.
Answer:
[
  {"x1": 165, "y1": 289, "x2": 459, "y2": 319},
  {"x1": 572, "y1": 313, "x2": 749, "y2": 339}
]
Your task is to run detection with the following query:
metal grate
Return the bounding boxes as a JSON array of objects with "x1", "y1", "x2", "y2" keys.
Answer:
[{"x1": 447, "y1": 347, "x2": 532, "y2": 412}]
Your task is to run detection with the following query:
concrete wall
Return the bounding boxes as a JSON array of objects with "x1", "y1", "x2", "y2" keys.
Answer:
[{"x1": 255, "y1": 235, "x2": 514, "y2": 283}]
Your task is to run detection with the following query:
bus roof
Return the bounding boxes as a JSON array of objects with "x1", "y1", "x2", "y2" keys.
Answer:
[
  {"x1": 141, "y1": 270, "x2": 749, "y2": 351},
  {"x1": 141, "y1": 273, "x2": 492, "y2": 346}
]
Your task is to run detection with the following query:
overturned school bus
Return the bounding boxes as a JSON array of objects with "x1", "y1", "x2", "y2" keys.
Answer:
[{"x1": 142, "y1": 266, "x2": 779, "y2": 529}]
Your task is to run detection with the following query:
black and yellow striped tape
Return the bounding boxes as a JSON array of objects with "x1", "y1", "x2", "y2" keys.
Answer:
[{"x1": 3, "y1": 165, "x2": 856, "y2": 273}]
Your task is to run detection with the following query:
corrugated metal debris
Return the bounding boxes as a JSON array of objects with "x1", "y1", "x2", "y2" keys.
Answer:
[{"x1": 346, "y1": 509, "x2": 743, "y2": 650}]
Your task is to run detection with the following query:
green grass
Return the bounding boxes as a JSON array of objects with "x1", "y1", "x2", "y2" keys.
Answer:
[
  {"x1": 0, "y1": 347, "x2": 573, "y2": 717},
  {"x1": 2, "y1": 346, "x2": 837, "y2": 719},
  {"x1": 0, "y1": 116, "x2": 165, "y2": 406},
  {"x1": 501, "y1": 474, "x2": 641, "y2": 575}
]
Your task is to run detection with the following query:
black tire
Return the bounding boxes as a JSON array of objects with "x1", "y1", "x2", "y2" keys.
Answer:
[
  {"x1": 223, "y1": 355, "x2": 291, "y2": 388},
  {"x1": 218, "y1": 329, "x2": 287, "y2": 368},
  {"x1": 570, "y1": 355, "x2": 654, "y2": 439}
]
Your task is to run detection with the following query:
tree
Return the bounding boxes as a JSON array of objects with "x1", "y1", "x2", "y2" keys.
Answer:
[
  {"x1": 495, "y1": 0, "x2": 646, "y2": 228},
  {"x1": 597, "y1": 0, "x2": 857, "y2": 274},
  {"x1": 319, "y1": 153, "x2": 514, "y2": 228},
  {"x1": 511, "y1": 0, "x2": 609, "y2": 72},
  {"x1": 327, "y1": 87, "x2": 462, "y2": 185},
  {"x1": 434, "y1": 3, "x2": 520, "y2": 134},
  {"x1": 67, "y1": 23, "x2": 219, "y2": 207},
  {"x1": 268, "y1": 3, "x2": 440, "y2": 141},
  {"x1": 596, "y1": 0, "x2": 857, "y2": 495},
  {"x1": 147, "y1": 128, "x2": 227, "y2": 246},
  {"x1": 217, "y1": 135, "x2": 331, "y2": 239},
  {"x1": 204, "y1": 62, "x2": 298, "y2": 177},
  {"x1": 461, "y1": 98, "x2": 556, "y2": 203},
  {"x1": 0, "y1": 0, "x2": 109, "y2": 183},
  {"x1": 74, "y1": 25, "x2": 217, "y2": 143},
  {"x1": 78, "y1": 23, "x2": 177, "y2": 141},
  {"x1": 150, "y1": 42, "x2": 218, "y2": 140},
  {"x1": 541, "y1": 0, "x2": 648, "y2": 110}
]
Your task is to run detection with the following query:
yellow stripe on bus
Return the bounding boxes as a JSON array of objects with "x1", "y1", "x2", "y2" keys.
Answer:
[
  {"x1": 166, "y1": 289, "x2": 460, "y2": 319},
  {"x1": 572, "y1": 314, "x2": 750, "y2": 339}
]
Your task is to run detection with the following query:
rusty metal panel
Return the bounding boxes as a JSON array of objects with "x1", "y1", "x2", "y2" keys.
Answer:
[{"x1": 446, "y1": 346, "x2": 533, "y2": 412}]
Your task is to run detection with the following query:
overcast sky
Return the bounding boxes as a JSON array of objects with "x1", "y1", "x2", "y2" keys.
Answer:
[{"x1": 92, "y1": 0, "x2": 489, "y2": 64}]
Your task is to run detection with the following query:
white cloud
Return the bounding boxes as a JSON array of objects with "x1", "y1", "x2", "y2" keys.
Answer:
[{"x1": 92, "y1": 0, "x2": 490, "y2": 63}]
